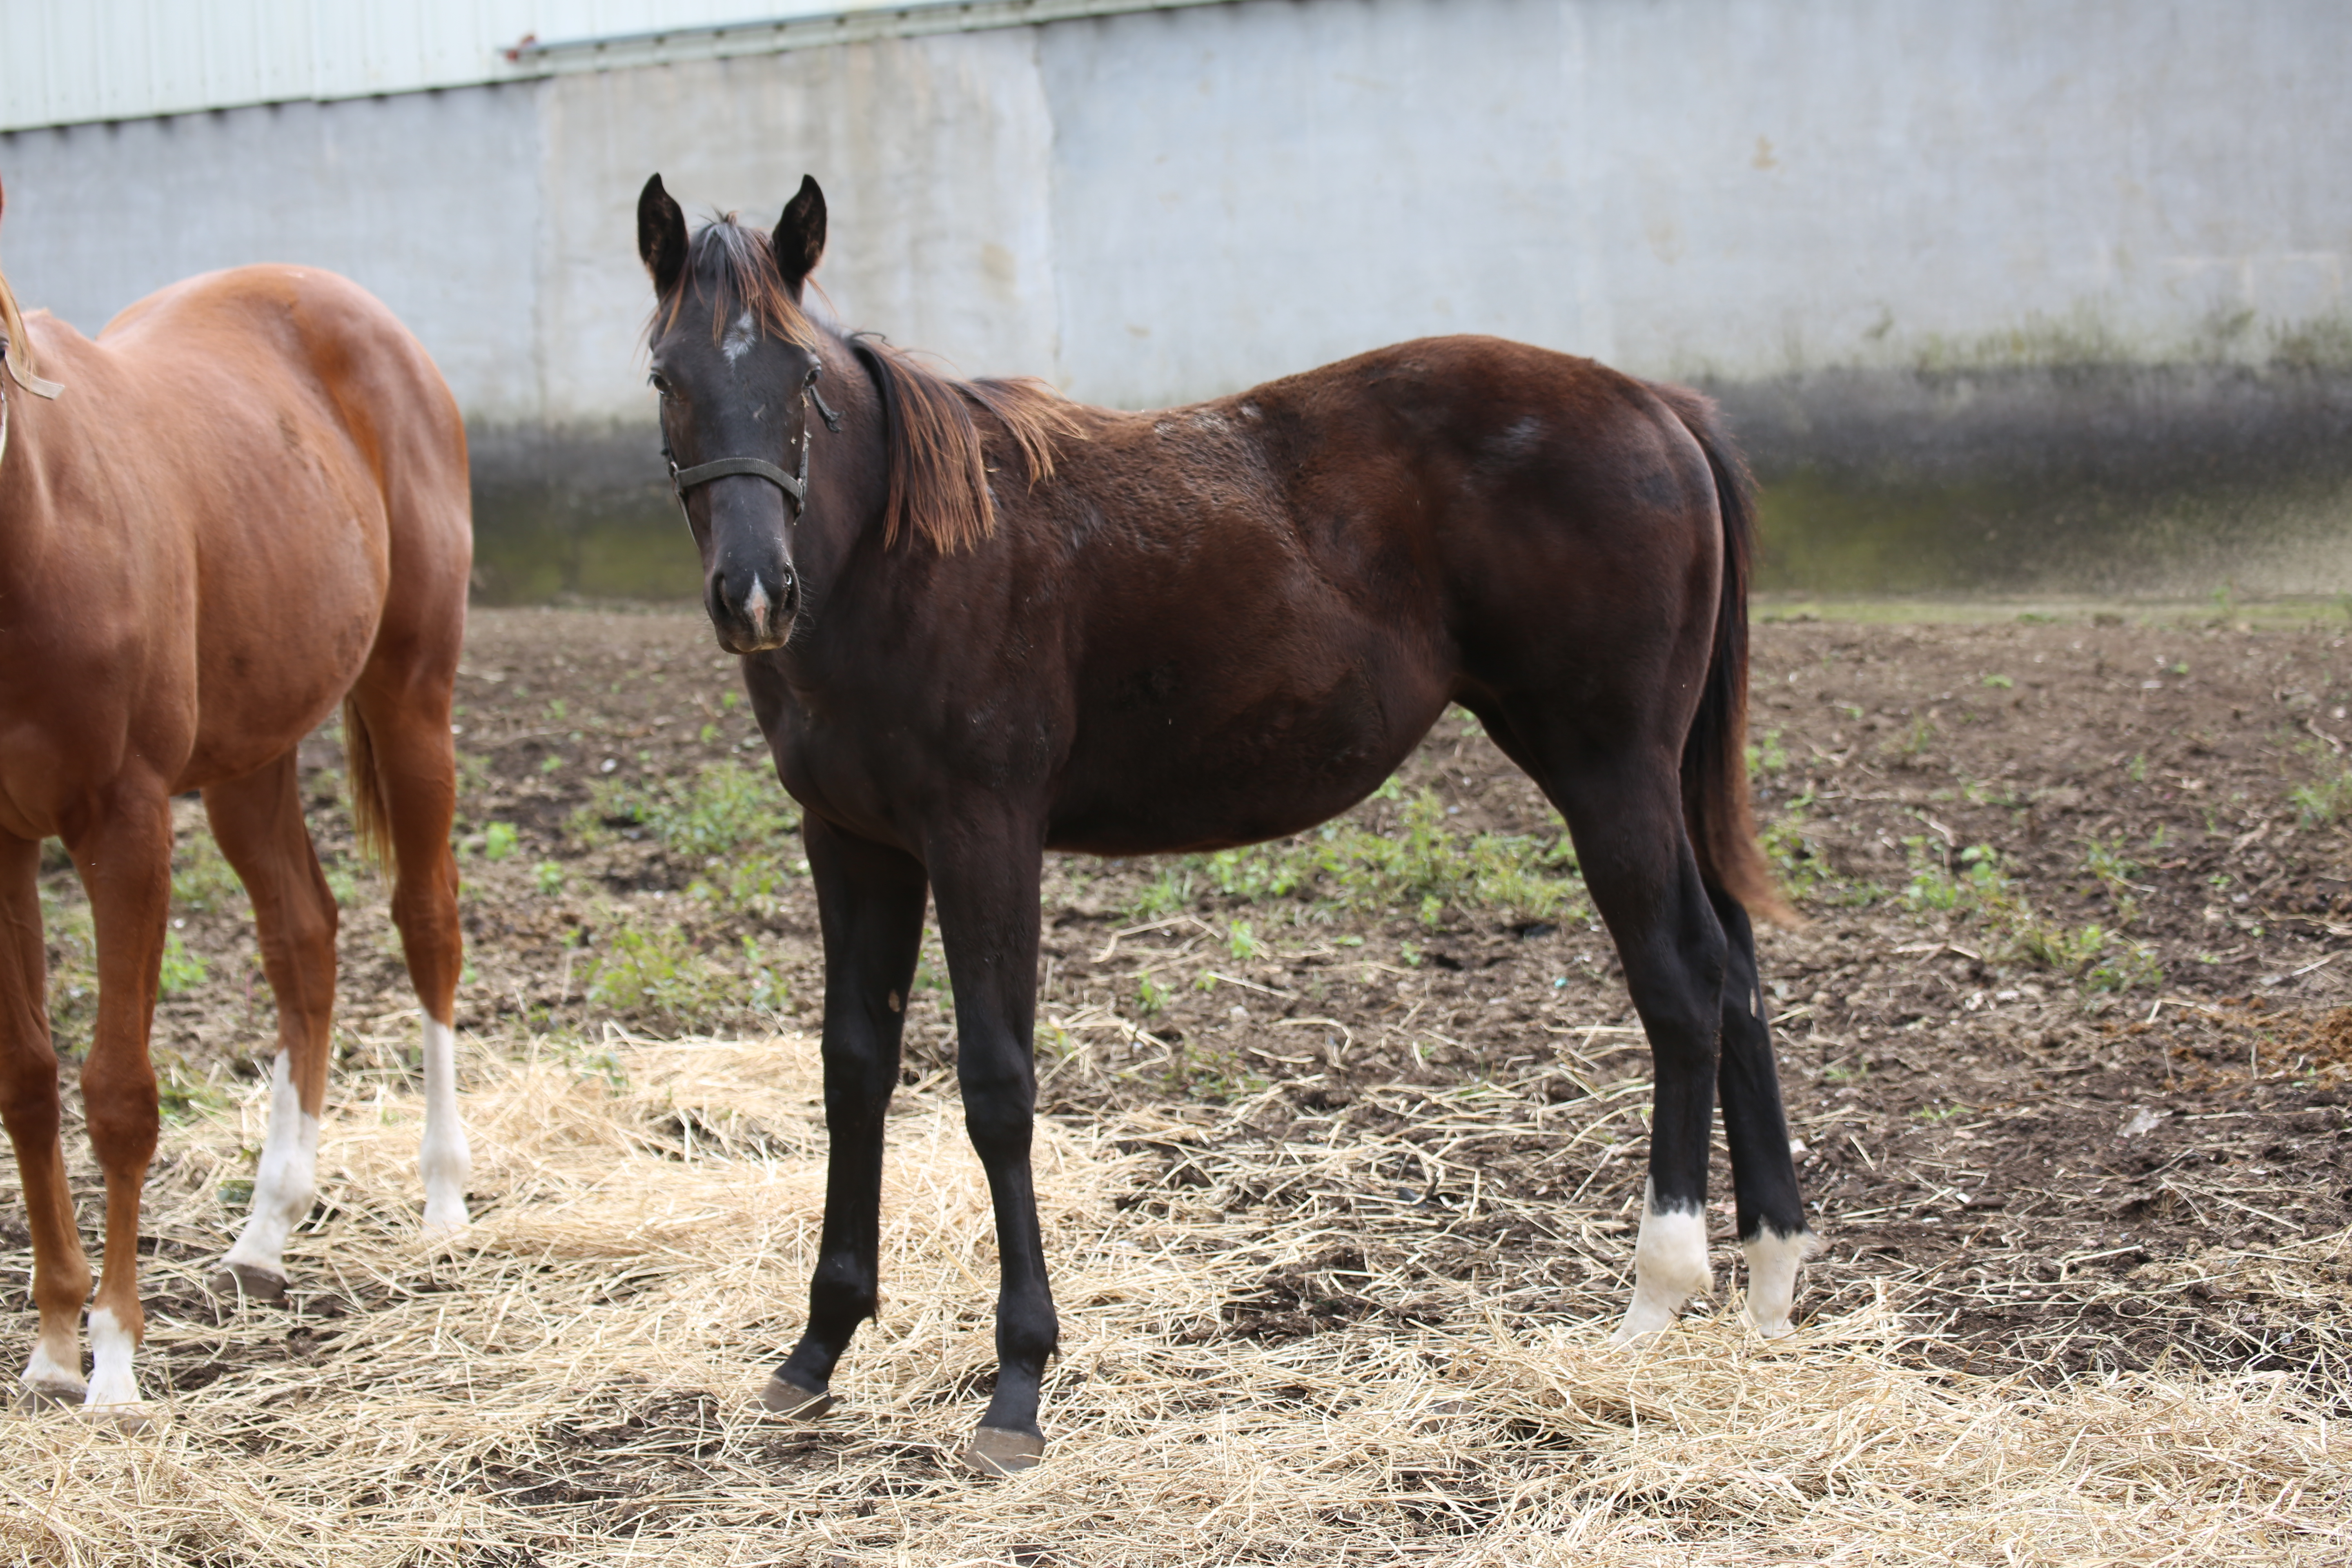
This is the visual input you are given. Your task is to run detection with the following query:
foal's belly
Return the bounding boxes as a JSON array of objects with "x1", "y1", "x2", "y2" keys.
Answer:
[{"x1": 1045, "y1": 662, "x2": 1452, "y2": 857}]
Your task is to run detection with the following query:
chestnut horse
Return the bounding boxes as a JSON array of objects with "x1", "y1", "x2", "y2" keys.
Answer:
[
  {"x1": 0, "y1": 193, "x2": 472, "y2": 1420},
  {"x1": 637, "y1": 175, "x2": 1815, "y2": 1473}
]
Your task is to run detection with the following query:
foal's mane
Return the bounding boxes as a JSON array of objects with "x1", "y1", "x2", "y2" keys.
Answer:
[{"x1": 654, "y1": 214, "x2": 1086, "y2": 553}]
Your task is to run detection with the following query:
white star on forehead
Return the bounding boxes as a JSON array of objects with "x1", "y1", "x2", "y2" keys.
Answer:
[{"x1": 722, "y1": 311, "x2": 758, "y2": 364}]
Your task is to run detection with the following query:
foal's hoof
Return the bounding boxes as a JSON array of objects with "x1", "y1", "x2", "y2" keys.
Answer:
[
  {"x1": 960, "y1": 1425, "x2": 1046, "y2": 1477},
  {"x1": 758, "y1": 1372, "x2": 835, "y2": 1421},
  {"x1": 208, "y1": 1261, "x2": 288, "y2": 1304}
]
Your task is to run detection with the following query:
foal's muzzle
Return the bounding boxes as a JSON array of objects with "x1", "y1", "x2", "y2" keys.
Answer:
[
  {"x1": 672, "y1": 452, "x2": 808, "y2": 654},
  {"x1": 708, "y1": 551, "x2": 799, "y2": 654}
]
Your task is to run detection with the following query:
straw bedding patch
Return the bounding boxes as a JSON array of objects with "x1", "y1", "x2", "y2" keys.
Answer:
[{"x1": 3, "y1": 1031, "x2": 2346, "y2": 1566}]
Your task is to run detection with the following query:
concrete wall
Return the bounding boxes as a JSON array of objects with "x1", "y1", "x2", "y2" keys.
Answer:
[{"x1": 4, "y1": 0, "x2": 2348, "y2": 598}]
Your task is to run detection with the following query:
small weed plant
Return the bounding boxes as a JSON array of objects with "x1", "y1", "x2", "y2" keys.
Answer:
[
  {"x1": 157, "y1": 929, "x2": 209, "y2": 996},
  {"x1": 1901, "y1": 838, "x2": 2162, "y2": 994},
  {"x1": 580, "y1": 760, "x2": 802, "y2": 909},
  {"x1": 2292, "y1": 769, "x2": 2352, "y2": 827},
  {"x1": 582, "y1": 922, "x2": 737, "y2": 1031}
]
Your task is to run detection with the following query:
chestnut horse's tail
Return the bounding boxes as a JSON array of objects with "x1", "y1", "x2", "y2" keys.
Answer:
[
  {"x1": 1654, "y1": 385, "x2": 1796, "y2": 927},
  {"x1": 341, "y1": 694, "x2": 396, "y2": 878}
]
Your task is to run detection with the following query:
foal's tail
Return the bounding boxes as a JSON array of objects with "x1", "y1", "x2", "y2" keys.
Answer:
[
  {"x1": 1653, "y1": 385, "x2": 1796, "y2": 926},
  {"x1": 341, "y1": 694, "x2": 397, "y2": 880}
]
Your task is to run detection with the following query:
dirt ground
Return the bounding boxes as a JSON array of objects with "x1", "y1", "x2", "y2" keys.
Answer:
[{"x1": 17, "y1": 601, "x2": 2352, "y2": 1418}]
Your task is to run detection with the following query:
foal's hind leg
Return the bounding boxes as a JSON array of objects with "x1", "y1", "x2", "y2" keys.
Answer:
[
  {"x1": 767, "y1": 815, "x2": 927, "y2": 1419},
  {"x1": 346, "y1": 686, "x2": 470, "y2": 1234},
  {"x1": 0, "y1": 832, "x2": 93, "y2": 1403},
  {"x1": 1710, "y1": 891, "x2": 1816, "y2": 1336},
  {"x1": 208, "y1": 753, "x2": 340, "y2": 1298},
  {"x1": 1497, "y1": 718, "x2": 1728, "y2": 1341}
]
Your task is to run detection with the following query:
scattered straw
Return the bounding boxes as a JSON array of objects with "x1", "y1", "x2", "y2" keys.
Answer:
[{"x1": 3, "y1": 1032, "x2": 2346, "y2": 1565}]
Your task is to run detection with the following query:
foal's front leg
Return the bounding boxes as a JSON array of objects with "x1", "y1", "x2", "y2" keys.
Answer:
[
  {"x1": 767, "y1": 815, "x2": 927, "y2": 1417},
  {"x1": 925, "y1": 829, "x2": 1055, "y2": 1474}
]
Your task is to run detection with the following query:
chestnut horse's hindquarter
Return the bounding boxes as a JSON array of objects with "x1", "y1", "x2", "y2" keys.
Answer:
[{"x1": 0, "y1": 264, "x2": 472, "y2": 1421}]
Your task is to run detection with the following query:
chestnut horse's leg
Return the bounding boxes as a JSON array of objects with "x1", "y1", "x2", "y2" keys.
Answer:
[
  {"x1": 1708, "y1": 890, "x2": 1815, "y2": 1336},
  {"x1": 347, "y1": 685, "x2": 470, "y2": 1235},
  {"x1": 207, "y1": 752, "x2": 339, "y2": 1299},
  {"x1": 766, "y1": 814, "x2": 927, "y2": 1419},
  {"x1": 65, "y1": 784, "x2": 173, "y2": 1414},
  {"x1": 924, "y1": 829, "x2": 1055, "y2": 1474},
  {"x1": 0, "y1": 831, "x2": 93, "y2": 1403}
]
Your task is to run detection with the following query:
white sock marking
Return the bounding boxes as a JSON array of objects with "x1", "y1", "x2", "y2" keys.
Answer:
[
  {"x1": 220, "y1": 1050, "x2": 320, "y2": 1283},
  {"x1": 1610, "y1": 1179, "x2": 1714, "y2": 1344},
  {"x1": 744, "y1": 575, "x2": 771, "y2": 638},
  {"x1": 82, "y1": 1306, "x2": 140, "y2": 1408},
  {"x1": 1742, "y1": 1225, "x2": 1821, "y2": 1339},
  {"x1": 21, "y1": 1336, "x2": 85, "y2": 1399},
  {"x1": 419, "y1": 1017, "x2": 472, "y2": 1237}
]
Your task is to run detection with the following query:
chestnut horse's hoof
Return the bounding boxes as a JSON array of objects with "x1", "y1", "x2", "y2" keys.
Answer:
[
  {"x1": 79, "y1": 1399, "x2": 155, "y2": 1435},
  {"x1": 758, "y1": 1372, "x2": 835, "y2": 1421},
  {"x1": 208, "y1": 1261, "x2": 288, "y2": 1304},
  {"x1": 14, "y1": 1381, "x2": 83, "y2": 1413},
  {"x1": 960, "y1": 1425, "x2": 1045, "y2": 1477}
]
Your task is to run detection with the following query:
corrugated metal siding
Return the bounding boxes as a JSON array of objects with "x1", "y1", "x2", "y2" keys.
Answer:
[
  {"x1": 0, "y1": 2, "x2": 769, "y2": 129},
  {"x1": 0, "y1": 0, "x2": 1237, "y2": 132}
]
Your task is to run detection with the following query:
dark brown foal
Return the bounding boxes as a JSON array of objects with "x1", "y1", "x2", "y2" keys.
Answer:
[
  {"x1": 635, "y1": 175, "x2": 1813, "y2": 1472},
  {"x1": 0, "y1": 191, "x2": 472, "y2": 1419}
]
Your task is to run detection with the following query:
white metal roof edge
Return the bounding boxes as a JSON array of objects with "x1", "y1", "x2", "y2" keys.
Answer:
[
  {"x1": 511, "y1": 0, "x2": 1237, "y2": 74},
  {"x1": 0, "y1": 0, "x2": 1238, "y2": 135}
]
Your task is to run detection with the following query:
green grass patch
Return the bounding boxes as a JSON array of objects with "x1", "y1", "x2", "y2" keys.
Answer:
[
  {"x1": 1133, "y1": 789, "x2": 1585, "y2": 928},
  {"x1": 171, "y1": 826, "x2": 244, "y2": 913},
  {"x1": 157, "y1": 929, "x2": 209, "y2": 996},
  {"x1": 580, "y1": 921, "x2": 784, "y2": 1031},
  {"x1": 2292, "y1": 769, "x2": 2352, "y2": 827},
  {"x1": 1901, "y1": 838, "x2": 2163, "y2": 993},
  {"x1": 579, "y1": 760, "x2": 803, "y2": 910}
]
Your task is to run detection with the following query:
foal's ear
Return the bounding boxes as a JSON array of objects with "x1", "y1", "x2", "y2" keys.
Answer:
[
  {"x1": 773, "y1": 175, "x2": 826, "y2": 299},
  {"x1": 637, "y1": 174, "x2": 688, "y2": 299}
]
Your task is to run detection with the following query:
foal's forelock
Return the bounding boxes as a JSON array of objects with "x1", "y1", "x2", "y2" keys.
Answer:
[{"x1": 649, "y1": 218, "x2": 818, "y2": 352}]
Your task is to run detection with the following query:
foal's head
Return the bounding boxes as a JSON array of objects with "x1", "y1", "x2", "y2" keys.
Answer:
[{"x1": 637, "y1": 174, "x2": 831, "y2": 655}]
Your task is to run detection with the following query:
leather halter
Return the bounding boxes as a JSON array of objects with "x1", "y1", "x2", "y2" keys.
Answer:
[
  {"x1": 666, "y1": 374, "x2": 843, "y2": 519},
  {"x1": 0, "y1": 327, "x2": 63, "y2": 473}
]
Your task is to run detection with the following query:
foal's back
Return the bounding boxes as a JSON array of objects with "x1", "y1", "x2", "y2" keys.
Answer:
[{"x1": 996, "y1": 336, "x2": 1724, "y2": 854}]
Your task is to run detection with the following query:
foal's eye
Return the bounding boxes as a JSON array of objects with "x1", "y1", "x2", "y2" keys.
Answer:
[{"x1": 648, "y1": 372, "x2": 673, "y2": 397}]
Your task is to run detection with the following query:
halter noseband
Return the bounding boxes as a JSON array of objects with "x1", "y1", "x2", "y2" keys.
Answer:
[{"x1": 665, "y1": 372, "x2": 843, "y2": 519}]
